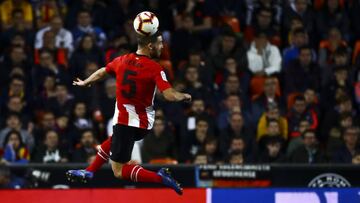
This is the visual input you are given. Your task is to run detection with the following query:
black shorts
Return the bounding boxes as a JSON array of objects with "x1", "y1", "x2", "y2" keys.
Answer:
[{"x1": 110, "y1": 124, "x2": 149, "y2": 163}]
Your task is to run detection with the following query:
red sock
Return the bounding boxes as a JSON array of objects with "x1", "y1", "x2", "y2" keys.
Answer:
[
  {"x1": 121, "y1": 164, "x2": 162, "y2": 183},
  {"x1": 86, "y1": 137, "x2": 112, "y2": 172}
]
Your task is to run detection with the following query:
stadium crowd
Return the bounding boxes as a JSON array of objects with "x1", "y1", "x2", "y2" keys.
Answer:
[{"x1": 0, "y1": 0, "x2": 360, "y2": 166}]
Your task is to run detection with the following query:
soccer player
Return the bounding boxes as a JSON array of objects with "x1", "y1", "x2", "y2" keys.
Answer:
[{"x1": 66, "y1": 32, "x2": 191, "y2": 195}]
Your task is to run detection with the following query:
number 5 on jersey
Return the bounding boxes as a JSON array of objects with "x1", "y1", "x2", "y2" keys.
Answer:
[{"x1": 122, "y1": 70, "x2": 137, "y2": 98}]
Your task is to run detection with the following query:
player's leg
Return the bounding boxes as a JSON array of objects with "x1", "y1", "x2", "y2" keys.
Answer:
[
  {"x1": 110, "y1": 124, "x2": 183, "y2": 195},
  {"x1": 66, "y1": 137, "x2": 112, "y2": 182}
]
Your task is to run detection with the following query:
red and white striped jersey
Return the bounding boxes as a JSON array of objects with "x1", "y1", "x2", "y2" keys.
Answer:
[{"x1": 105, "y1": 53, "x2": 171, "y2": 129}]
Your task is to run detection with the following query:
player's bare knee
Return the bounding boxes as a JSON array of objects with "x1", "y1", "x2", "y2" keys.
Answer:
[{"x1": 113, "y1": 169, "x2": 123, "y2": 179}]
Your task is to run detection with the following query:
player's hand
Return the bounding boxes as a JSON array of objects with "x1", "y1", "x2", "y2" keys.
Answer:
[
  {"x1": 73, "y1": 78, "x2": 90, "y2": 87},
  {"x1": 183, "y1": 93, "x2": 192, "y2": 103}
]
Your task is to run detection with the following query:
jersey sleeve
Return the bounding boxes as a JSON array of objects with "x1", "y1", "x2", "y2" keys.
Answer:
[
  {"x1": 105, "y1": 56, "x2": 122, "y2": 74},
  {"x1": 154, "y1": 65, "x2": 172, "y2": 92}
]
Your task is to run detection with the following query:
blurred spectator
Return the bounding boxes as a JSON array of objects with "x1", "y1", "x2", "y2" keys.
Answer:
[
  {"x1": 284, "y1": 46, "x2": 321, "y2": 95},
  {"x1": 219, "y1": 112, "x2": 254, "y2": 157},
  {"x1": 0, "y1": 76, "x2": 31, "y2": 118},
  {"x1": 171, "y1": 14, "x2": 202, "y2": 65},
  {"x1": 321, "y1": 66, "x2": 355, "y2": 112},
  {"x1": 332, "y1": 126, "x2": 360, "y2": 163},
  {"x1": 282, "y1": 28, "x2": 310, "y2": 66},
  {"x1": 257, "y1": 104, "x2": 288, "y2": 141},
  {"x1": 215, "y1": 57, "x2": 250, "y2": 94},
  {"x1": 283, "y1": 28, "x2": 308, "y2": 66},
  {"x1": 45, "y1": 83, "x2": 74, "y2": 116},
  {"x1": 288, "y1": 129, "x2": 327, "y2": 163},
  {"x1": 209, "y1": 28, "x2": 247, "y2": 72},
  {"x1": 178, "y1": 49, "x2": 214, "y2": 87},
  {"x1": 321, "y1": 47, "x2": 353, "y2": 87},
  {"x1": 251, "y1": 76, "x2": 284, "y2": 125},
  {"x1": 192, "y1": 151, "x2": 208, "y2": 165},
  {"x1": 181, "y1": 117, "x2": 210, "y2": 163},
  {"x1": 288, "y1": 95, "x2": 318, "y2": 138},
  {"x1": 72, "y1": 129, "x2": 97, "y2": 162},
  {"x1": 318, "y1": 27, "x2": 349, "y2": 67},
  {"x1": 245, "y1": 0, "x2": 282, "y2": 26},
  {"x1": 0, "y1": 0, "x2": 33, "y2": 30},
  {"x1": 227, "y1": 151, "x2": 244, "y2": 164},
  {"x1": 32, "y1": 49, "x2": 70, "y2": 92},
  {"x1": 104, "y1": 0, "x2": 140, "y2": 34},
  {"x1": 180, "y1": 98, "x2": 216, "y2": 139},
  {"x1": 69, "y1": 102, "x2": 93, "y2": 144},
  {"x1": 258, "y1": 136, "x2": 285, "y2": 163},
  {"x1": 36, "y1": 74, "x2": 57, "y2": 103},
  {"x1": 182, "y1": 66, "x2": 213, "y2": 106},
  {"x1": 69, "y1": 34, "x2": 105, "y2": 78},
  {"x1": 327, "y1": 112, "x2": 354, "y2": 154},
  {"x1": 141, "y1": 118, "x2": 176, "y2": 163},
  {"x1": 72, "y1": 10, "x2": 107, "y2": 48},
  {"x1": 316, "y1": 0, "x2": 350, "y2": 40},
  {"x1": 0, "y1": 9, "x2": 34, "y2": 51},
  {"x1": 34, "y1": 0, "x2": 67, "y2": 29},
  {"x1": 217, "y1": 75, "x2": 250, "y2": 119},
  {"x1": 98, "y1": 78, "x2": 116, "y2": 122},
  {"x1": 217, "y1": 94, "x2": 245, "y2": 130},
  {"x1": 0, "y1": 46, "x2": 30, "y2": 89},
  {"x1": 173, "y1": 0, "x2": 212, "y2": 33},
  {"x1": 0, "y1": 165, "x2": 26, "y2": 188},
  {"x1": 0, "y1": 113, "x2": 34, "y2": 152},
  {"x1": 32, "y1": 111, "x2": 56, "y2": 145},
  {"x1": 283, "y1": 0, "x2": 315, "y2": 38},
  {"x1": 2, "y1": 95, "x2": 31, "y2": 126},
  {"x1": 247, "y1": 31, "x2": 282, "y2": 76},
  {"x1": 287, "y1": 119, "x2": 310, "y2": 156},
  {"x1": 66, "y1": 0, "x2": 106, "y2": 30},
  {"x1": 226, "y1": 136, "x2": 250, "y2": 164},
  {"x1": 34, "y1": 30, "x2": 68, "y2": 67},
  {"x1": 244, "y1": 7, "x2": 281, "y2": 46},
  {"x1": 202, "y1": 136, "x2": 221, "y2": 164},
  {"x1": 2, "y1": 130, "x2": 30, "y2": 164},
  {"x1": 35, "y1": 16, "x2": 73, "y2": 53},
  {"x1": 71, "y1": 62, "x2": 100, "y2": 107},
  {"x1": 32, "y1": 130, "x2": 68, "y2": 163}
]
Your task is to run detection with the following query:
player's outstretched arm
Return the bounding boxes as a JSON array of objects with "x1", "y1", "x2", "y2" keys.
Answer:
[
  {"x1": 162, "y1": 88, "x2": 192, "y2": 102},
  {"x1": 73, "y1": 67, "x2": 107, "y2": 87}
]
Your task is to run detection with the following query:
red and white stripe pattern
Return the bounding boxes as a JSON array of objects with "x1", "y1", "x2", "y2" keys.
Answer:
[
  {"x1": 112, "y1": 102, "x2": 155, "y2": 129},
  {"x1": 96, "y1": 145, "x2": 109, "y2": 161},
  {"x1": 130, "y1": 165, "x2": 143, "y2": 182}
]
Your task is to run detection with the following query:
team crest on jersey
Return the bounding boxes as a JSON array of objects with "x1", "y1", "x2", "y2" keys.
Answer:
[{"x1": 161, "y1": 71, "x2": 168, "y2": 81}]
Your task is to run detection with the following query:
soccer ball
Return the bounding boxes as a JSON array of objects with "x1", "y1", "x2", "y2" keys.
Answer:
[{"x1": 133, "y1": 11, "x2": 159, "y2": 36}]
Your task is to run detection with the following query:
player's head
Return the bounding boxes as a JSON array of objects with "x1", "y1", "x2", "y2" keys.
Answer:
[{"x1": 137, "y1": 32, "x2": 163, "y2": 59}]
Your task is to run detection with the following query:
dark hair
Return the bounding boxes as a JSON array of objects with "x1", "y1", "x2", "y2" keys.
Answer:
[
  {"x1": 6, "y1": 112, "x2": 20, "y2": 120},
  {"x1": 293, "y1": 28, "x2": 307, "y2": 36},
  {"x1": 3, "y1": 130, "x2": 24, "y2": 148},
  {"x1": 10, "y1": 74, "x2": 25, "y2": 84},
  {"x1": 302, "y1": 129, "x2": 316, "y2": 138},
  {"x1": 257, "y1": 7, "x2": 273, "y2": 15},
  {"x1": 12, "y1": 9, "x2": 23, "y2": 17},
  {"x1": 294, "y1": 95, "x2": 306, "y2": 102},
  {"x1": 196, "y1": 116, "x2": 209, "y2": 125},
  {"x1": 137, "y1": 32, "x2": 161, "y2": 47},
  {"x1": 342, "y1": 126, "x2": 360, "y2": 136},
  {"x1": 77, "y1": 9, "x2": 91, "y2": 16},
  {"x1": 299, "y1": 45, "x2": 312, "y2": 53},
  {"x1": 334, "y1": 47, "x2": 348, "y2": 57},
  {"x1": 231, "y1": 136, "x2": 244, "y2": 143},
  {"x1": 81, "y1": 129, "x2": 95, "y2": 137}
]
